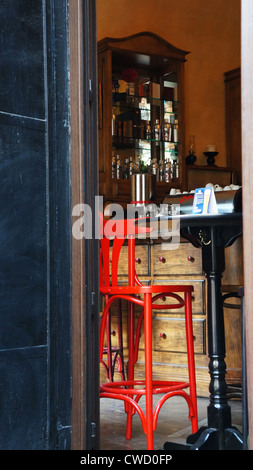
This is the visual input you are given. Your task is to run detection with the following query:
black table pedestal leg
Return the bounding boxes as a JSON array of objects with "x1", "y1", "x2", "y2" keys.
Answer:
[{"x1": 186, "y1": 230, "x2": 244, "y2": 450}]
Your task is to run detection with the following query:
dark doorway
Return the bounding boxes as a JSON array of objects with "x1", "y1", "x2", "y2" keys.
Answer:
[{"x1": 0, "y1": 1, "x2": 72, "y2": 449}]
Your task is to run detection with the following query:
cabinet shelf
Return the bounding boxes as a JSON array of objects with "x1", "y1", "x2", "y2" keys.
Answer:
[
  {"x1": 112, "y1": 94, "x2": 180, "y2": 109},
  {"x1": 112, "y1": 136, "x2": 180, "y2": 154}
]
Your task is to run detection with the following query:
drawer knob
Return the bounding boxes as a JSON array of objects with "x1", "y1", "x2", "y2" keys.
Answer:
[
  {"x1": 187, "y1": 255, "x2": 194, "y2": 262},
  {"x1": 160, "y1": 332, "x2": 167, "y2": 339},
  {"x1": 135, "y1": 257, "x2": 141, "y2": 264},
  {"x1": 159, "y1": 256, "x2": 166, "y2": 263}
]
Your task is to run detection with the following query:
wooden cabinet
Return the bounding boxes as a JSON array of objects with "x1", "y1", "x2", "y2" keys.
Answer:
[
  {"x1": 152, "y1": 317, "x2": 205, "y2": 355},
  {"x1": 187, "y1": 165, "x2": 237, "y2": 190},
  {"x1": 98, "y1": 32, "x2": 189, "y2": 206},
  {"x1": 148, "y1": 241, "x2": 208, "y2": 396},
  {"x1": 222, "y1": 237, "x2": 244, "y2": 385},
  {"x1": 110, "y1": 244, "x2": 150, "y2": 276},
  {"x1": 100, "y1": 238, "x2": 243, "y2": 397},
  {"x1": 153, "y1": 243, "x2": 202, "y2": 276},
  {"x1": 225, "y1": 68, "x2": 241, "y2": 184}
]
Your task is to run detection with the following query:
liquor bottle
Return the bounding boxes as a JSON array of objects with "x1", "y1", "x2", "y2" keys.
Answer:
[
  {"x1": 172, "y1": 160, "x2": 176, "y2": 180},
  {"x1": 173, "y1": 120, "x2": 178, "y2": 143},
  {"x1": 116, "y1": 156, "x2": 122, "y2": 179},
  {"x1": 134, "y1": 156, "x2": 140, "y2": 173},
  {"x1": 129, "y1": 157, "x2": 134, "y2": 177},
  {"x1": 164, "y1": 159, "x2": 172, "y2": 183},
  {"x1": 172, "y1": 160, "x2": 179, "y2": 179},
  {"x1": 176, "y1": 161, "x2": 179, "y2": 178},
  {"x1": 154, "y1": 119, "x2": 161, "y2": 143},
  {"x1": 112, "y1": 155, "x2": 116, "y2": 179},
  {"x1": 122, "y1": 158, "x2": 129, "y2": 179},
  {"x1": 162, "y1": 119, "x2": 170, "y2": 142},
  {"x1": 151, "y1": 159, "x2": 159, "y2": 180},
  {"x1": 168, "y1": 121, "x2": 173, "y2": 142},
  {"x1": 112, "y1": 114, "x2": 116, "y2": 136},
  {"x1": 145, "y1": 121, "x2": 151, "y2": 140},
  {"x1": 159, "y1": 159, "x2": 164, "y2": 182}
]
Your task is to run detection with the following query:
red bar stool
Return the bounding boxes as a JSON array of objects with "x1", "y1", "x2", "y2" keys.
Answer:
[{"x1": 99, "y1": 213, "x2": 198, "y2": 450}]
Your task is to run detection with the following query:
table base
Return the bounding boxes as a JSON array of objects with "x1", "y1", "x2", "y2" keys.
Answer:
[{"x1": 164, "y1": 425, "x2": 244, "y2": 450}]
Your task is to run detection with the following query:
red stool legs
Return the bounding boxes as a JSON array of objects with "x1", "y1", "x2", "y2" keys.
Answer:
[
  {"x1": 124, "y1": 292, "x2": 197, "y2": 449},
  {"x1": 126, "y1": 301, "x2": 135, "y2": 440},
  {"x1": 126, "y1": 237, "x2": 137, "y2": 440},
  {"x1": 144, "y1": 292, "x2": 154, "y2": 450},
  {"x1": 184, "y1": 291, "x2": 198, "y2": 433},
  {"x1": 100, "y1": 292, "x2": 198, "y2": 450}
]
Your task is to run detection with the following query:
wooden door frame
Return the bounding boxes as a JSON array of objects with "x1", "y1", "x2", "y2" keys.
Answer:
[
  {"x1": 241, "y1": 0, "x2": 253, "y2": 451},
  {"x1": 69, "y1": 0, "x2": 85, "y2": 449},
  {"x1": 69, "y1": 0, "x2": 99, "y2": 450}
]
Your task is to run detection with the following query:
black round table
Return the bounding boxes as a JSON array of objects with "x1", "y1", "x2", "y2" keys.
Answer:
[{"x1": 151, "y1": 212, "x2": 244, "y2": 450}]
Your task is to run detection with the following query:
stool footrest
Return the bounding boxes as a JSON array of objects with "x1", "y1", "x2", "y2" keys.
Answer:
[
  {"x1": 100, "y1": 380, "x2": 197, "y2": 438},
  {"x1": 101, "y1": 379, "x2": 190, "y2": 395}
]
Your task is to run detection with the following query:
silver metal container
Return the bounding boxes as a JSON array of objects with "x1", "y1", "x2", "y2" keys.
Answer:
[{"x1": 130, "y1": 173, "x2": 156, "y2": 205}]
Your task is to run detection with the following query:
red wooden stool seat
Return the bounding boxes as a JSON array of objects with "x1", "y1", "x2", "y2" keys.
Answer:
[{"x1": 99, "y1": 213, "x2": 198, "y2": 450}]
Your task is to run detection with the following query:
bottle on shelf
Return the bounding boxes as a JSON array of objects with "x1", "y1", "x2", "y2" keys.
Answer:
[
  {"x1": 173, "y1": 119, "x2": 178, "y2": 143},
  {"x1": 167, "y1": 114, "x2": 175, "y2": 142},
  {"x1": 129, "y1": 157, "x2": 134, "y2": 177},
  {"x1": 145, "y1": 121, "x2": 151, "y2": 140},
  {"x1": 159, "y1": 159, "x2": 164, "y2": 182},
  {"x1": 112, "y1": 155, "x2": 116, "y2": 179},
  {"x1": 162, "y1": 119, "x2": 170, "y2": 142},
  {"x1": 122, "y1": 158, "x2": 129, "y2": 179},
  {"x1": 153, "y1": 119, "x2": 161, "y2": 144},
  {"x1": 172, "y1": 160, "x2": 179, "y2": 179},
  {"x1": 151, "y1": 159, "x2": 159, "y2": 181},
  {"x1": 168, "y1": 120, "x2": 173, "y2": 142},
  {"x1": 112, "y1": 114, "x2": 116, "y2": 136},
  {"x1": 134, "y1": 155, "x2": 140, "y2": 173},
  {"x1": 116, "y1": 155, "x2": 122, "y2": 179},
  {"x1": 164, "y1": 159, "x2": 172, "y2": 183}
]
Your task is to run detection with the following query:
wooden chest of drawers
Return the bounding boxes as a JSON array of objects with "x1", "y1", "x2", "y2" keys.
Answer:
[{"x1": 101, "y1": 238, "x2": 243, "y2": 397}]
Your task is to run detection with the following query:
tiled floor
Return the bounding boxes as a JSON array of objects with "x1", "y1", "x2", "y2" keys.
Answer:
[{"x1": 100, "y1": 395, "x2": 243, "y2": 450}]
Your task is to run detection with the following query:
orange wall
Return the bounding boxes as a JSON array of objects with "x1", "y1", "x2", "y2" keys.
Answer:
[{"x1": 96, "y1": 0, "x2": 240, "y2": 166}]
